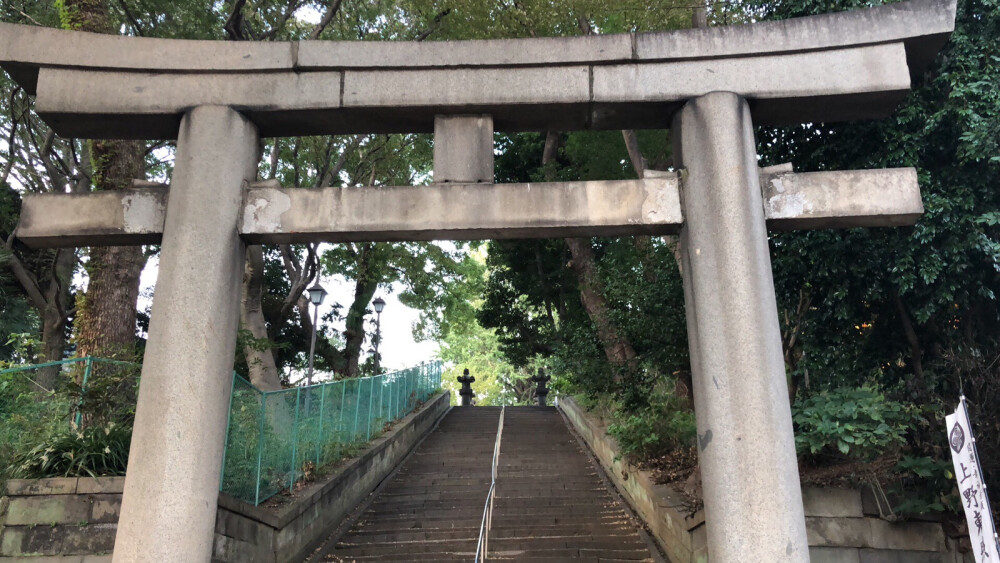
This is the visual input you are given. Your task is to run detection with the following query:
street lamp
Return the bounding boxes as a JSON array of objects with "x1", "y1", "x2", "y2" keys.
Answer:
[
  {"x1": 306, "y1": 282, "x2": 327, "y2": 386},
  {"x1": 372, "y1": 297, "x2": 386, "y2": 376}
]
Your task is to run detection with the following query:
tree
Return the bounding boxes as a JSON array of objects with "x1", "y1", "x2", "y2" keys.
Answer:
[{"x1": 748, "y1": 0, "x2": 1000, "y2": 497}]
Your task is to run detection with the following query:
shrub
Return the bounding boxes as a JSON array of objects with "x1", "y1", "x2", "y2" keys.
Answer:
[
  {"x1": 792, "y1": 387, "x2": 920, "y2": 462},
  {"x1": 0, "y1": 370, "x2": 76, "y2": 485},
  {"x1": 11, "y1": 422, "x2": 131, "y2": 478},
  {"x1": 607, "y1": 382, "x2": 696, "y2": 464}
]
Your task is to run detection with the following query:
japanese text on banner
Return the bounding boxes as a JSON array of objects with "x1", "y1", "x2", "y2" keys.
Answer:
[{"x1": 946, "y1": 397, "x2": 1000, "y2": 563}]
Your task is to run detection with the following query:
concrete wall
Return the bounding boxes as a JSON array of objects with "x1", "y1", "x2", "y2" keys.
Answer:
[
  {"x1": 558, "y1": 396, "x2": 973, "y2": 563},
  {"x1": 0, "y1": 392, "x2": 449, "y2": 562}
]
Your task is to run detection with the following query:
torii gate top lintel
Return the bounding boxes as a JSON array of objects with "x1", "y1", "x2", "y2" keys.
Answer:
[{"x1": 0, "y1": 0, "x2": 955, "y2": 139}]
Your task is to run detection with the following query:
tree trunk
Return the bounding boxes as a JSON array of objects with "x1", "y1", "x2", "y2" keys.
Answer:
[
  {"x1": 342, "y1": 244, "x2": 378, "y2": 378},
  {"x1": 565, "y1": 237, "x2": 638, "y2": 382},
  {"x1": 241, "y1": 245, "x2": 282, "y2": 391},
  {"x1": 63, "y1": 0, "x2": 148, "y2": 362},
  {"x1": 542, "y1": 131, "x2": 639, "y2": 383},
  {"x1": 73, "y1": 143, "x2": 147, "y2": 360},
  {"x1": 36, "y1": 248, "x2": 75, "y2": 389},
  {"x1": 893, "y1": 291, "x2": 927, "y2": 398}
]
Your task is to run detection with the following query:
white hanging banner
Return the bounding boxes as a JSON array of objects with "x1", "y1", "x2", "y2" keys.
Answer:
[{"x1": 946, "y1": 396, "x2": 1000, "y2": 563}]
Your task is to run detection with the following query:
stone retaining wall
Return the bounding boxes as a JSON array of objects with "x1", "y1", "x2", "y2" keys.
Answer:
[
  {"x1": 558, "y1": 396, "x2": 971, "y2": 563},
  {"x1": 0, "y1": 392, "x2": 450, "y2": 562}
]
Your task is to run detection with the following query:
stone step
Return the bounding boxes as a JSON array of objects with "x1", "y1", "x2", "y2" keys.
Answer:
[
  {"x1": 342, "y1": 522, "x2": 638, "y2": 543},
  {"x1": 310, "y1": 406, "x2": 655, "y2": 562}
]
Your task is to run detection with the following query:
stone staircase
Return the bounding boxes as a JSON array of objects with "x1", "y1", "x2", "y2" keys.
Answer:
[
  {"x1": 314, "y1": 406, "x2": 658, "y2": 562},
  {"x1": 487, "y1": 407, "x2": 656, "y2": 562}
]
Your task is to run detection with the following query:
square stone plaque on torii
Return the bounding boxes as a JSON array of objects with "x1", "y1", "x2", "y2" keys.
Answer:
[{"x1": 0, "y1": 1, "x2": 955, "y2": 560}]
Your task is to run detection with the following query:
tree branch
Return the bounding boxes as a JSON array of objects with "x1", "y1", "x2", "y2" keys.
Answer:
[
  {"x1": 116, "y1": 0, "x2": 145, "y2": 36},
  {"x1": 309, "y1": 0, "x2": 343, "y2": 39},
  {"x1": 4, "y1": 235, "x2": 47, "y2": 312},
  {"x1": 414, "y1": 9, "x2": 452, "y2": 41}
]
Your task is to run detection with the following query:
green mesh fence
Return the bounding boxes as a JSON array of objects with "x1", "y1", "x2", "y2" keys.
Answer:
[
  {"x1": 220, "y1": 361, "x2": 443, "y2": 505},
  {"x1": 1, "y1": 358, "x2": 441, "y2": 506},
  {"x1": 0, "y1": 357, "x2": 142, "y2": 426}
]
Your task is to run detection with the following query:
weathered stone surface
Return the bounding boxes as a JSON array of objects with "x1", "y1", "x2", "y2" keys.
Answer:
[
  {"x1": 763, "y1": 168, "x2": 922, "y2": 229},
  {"x1": 298, "y1": 32, "x2": 633, "y2": 69},
  {"x1": 6, "y1": 478, "x2": 78, "y2": 496},
  {"x1": 88, "y1": 496, "x2": 121, "y2": 524},
  {"x1": 635, "y1": 0, "x2": 955, "y2": 77},
  {"x1": 342, "y1": 65, "x2": 589, "y2": 108},
  {"x1": 0, "y1": 22, "x2": 293, "y2": 92},
  {"x1": 434, "y1": 114, "x2": 494, "y2": 184},
  {"x1": 16, "y1": 169, "x2": 924, "y2": 249},
  {"x1": 113, "y1": 106, "x2": 259, "y2": 563},
  {"x1": 675, "y1": 91, "x2": 808, "y2": 562},
  {"x1": 1, "y1": 523, "x2": 117, "y2": 556},
  {"x1": 868, "y1": 520, "x2": 948, "y2": 552},
  {"x1": 594, "y1": 43, "x2": 911, "y2": 125},
  {"x1": 811, "y1": 546, "x2": 863, "y2": 563},
  {"x1": 808, "y1": 517, "x2": 873, "y2": 548},
  {"x1": 75, "y1": 478, "x2": 125, "y2": 495},
  {"x1": 35, "y1": 69, "x2": 342, "y2": 139},
  {"x1": 239, "y1": 177, "x2": 684, "y2": 244},
  {"x1": 859, "y1": 549, "x2": 955, "y2": 563},
  {"x1": 5, "y1": 496, "x2": 91, "y2": 526},
  {"x1": 803, "y1": 488, "x2": 865, "y2": 518},
  {"x1": 16, "y1": 188, "x2": 167, "y2": 248}
]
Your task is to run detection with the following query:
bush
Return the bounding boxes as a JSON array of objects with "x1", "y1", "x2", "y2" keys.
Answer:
[
  {"x1": 11, "y1": 422, "x2": 131, "y2": 478},
  {"x1": 606, "y1": 382, "x2": 696, "y2": 464},
  {"x1": 0, "y1": 370, "x2": 76, "y2": 485},
  {"x1": 792, "y1": 387, "x2": 920, "y2": 462}
]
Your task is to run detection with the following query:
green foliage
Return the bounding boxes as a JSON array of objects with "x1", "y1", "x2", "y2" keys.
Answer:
[
  {"x1": 12, "y1": 422, "x2": 131, "y2": 478},
  {"x1": 890, "y1": 455, "x2": 957, "y2": 515},
  {"x1": 792, "y1": 388, "x2": 921, "y2": 461},
  {"x1": 607, "y1": 393, "x2": 696, "y2": 464},
  {"x1": 0, "y1": 370, "x2": 74, "y2": 485}
]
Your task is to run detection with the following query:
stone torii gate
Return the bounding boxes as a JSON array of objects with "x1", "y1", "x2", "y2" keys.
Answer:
[{"x1": 0, "y1": 0, "x2": 954, "y2": 560}]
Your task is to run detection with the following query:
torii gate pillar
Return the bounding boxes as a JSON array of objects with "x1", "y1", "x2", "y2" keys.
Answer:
[
  {"x1": 675, "y1": 92, "x2": 809, "y2": 561},
  {"x1": 113, "y1": 106, "x2": 259, "y2": 562}
]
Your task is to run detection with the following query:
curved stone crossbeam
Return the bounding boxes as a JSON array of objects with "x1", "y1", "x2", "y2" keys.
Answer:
[{"x1": 0, "y1": 0, "x2": 954, "y2": 139}]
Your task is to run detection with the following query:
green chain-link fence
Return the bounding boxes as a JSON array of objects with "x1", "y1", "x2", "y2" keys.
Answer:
[
  {"x1": 1, "y1": 358, "x2": 442, "y2": 506},
  {"x1": 220, "y1": 361, "x2": 442, "y2": 505}
]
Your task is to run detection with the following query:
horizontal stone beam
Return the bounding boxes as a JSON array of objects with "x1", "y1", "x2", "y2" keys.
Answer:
[
  {"x1": 239, "y1": 178, "x2": 684, "y2": 244},
  {"x1": 0, "y1": 0, "x2": 953, "y2": 85},
  {"x1": 0, "y1": 0, "x2": 953, "y2": 138},
  {"x1": 16, "y1": 187, "x2": 168, "y2": 248},
  {"x1": 762, "y1": 168, "x2": 922, "y2": 229},
  {"x1": 14, "y1": 169, "x2": 921, "y2": 248},
  {"x1": 34, "y1": 43, "x2": 910, "y2": 139}
]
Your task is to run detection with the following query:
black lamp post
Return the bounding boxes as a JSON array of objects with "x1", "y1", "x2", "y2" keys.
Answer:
[
  {"x1": 372, "y1": 297, "x2": 386, "y2": 376},
  {"x1": 306, "y1": 282, "x2": 327, "y2": 386}
]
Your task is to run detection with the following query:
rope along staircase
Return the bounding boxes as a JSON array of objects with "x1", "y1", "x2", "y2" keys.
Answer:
[{"x1": 314, "y1": 406, "x2": 657, "y2": 562}]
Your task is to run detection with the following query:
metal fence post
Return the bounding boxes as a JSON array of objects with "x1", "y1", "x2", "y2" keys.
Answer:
[
  {"x1": 352, "y1": 379, "x2": 362, "y2": 441},
  {"x1": 366, "y1": 376, "x2": 375, "y2": 440},
  {"x1": 219, "y1": 372, "x2": 237, "y2": 491},
  {"x1": 75, "y1": 357, "x2": 94, "y2": 428},
  {"x1": 378, "y1": 374, "x2": 385, "y2": 426},
  {"x1": 316, "y1": 382, "x2": 327, "y2": 465},
  {"x1": 289, "y1": 387, "x2": 302, "y2": 491},
  {"x1": 339, "y1": 381, "x2": 346, "y2": 442},
  {"x1": 255, "y1": 392, "x2": 267, "y2": 506}
]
